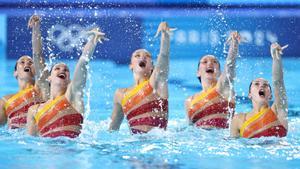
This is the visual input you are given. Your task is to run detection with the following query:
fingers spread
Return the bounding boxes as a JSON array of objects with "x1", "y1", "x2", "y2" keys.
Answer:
[
  {"x1": 281, "y1": 44, "x2": 289, "y2": 50},
  {"x1": 226, "y1": 31, "x2": 241, "y2": 45}
]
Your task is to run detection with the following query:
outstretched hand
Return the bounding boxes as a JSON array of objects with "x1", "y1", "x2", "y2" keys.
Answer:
[
  {"x1": 28, "y1": 15, "x2": 40, "y2": 28},
  {"x1": 154, "y1": 22, "x2": 177, "y2": 38},
  {"x1": 271, "y1": 42, "x2": 288, "y2": 60},
  {"x1": 225, "y1": 31, "x2": 241, "y2": 45},
  {"x1": 87, "y1": 27, "x2": 108, "y2": 44}
]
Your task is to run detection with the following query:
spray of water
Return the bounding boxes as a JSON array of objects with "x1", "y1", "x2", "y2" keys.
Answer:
[
  {"x1": 85, "y1": 64, "x2": 92, "y2": 120},
  {"x1": 209, "y1": 4, "x2": 236, "y2": 134}
]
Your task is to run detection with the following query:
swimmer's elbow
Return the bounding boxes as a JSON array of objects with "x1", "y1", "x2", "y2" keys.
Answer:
[
  {"x1": 26, "y1": 118, "x2": 38, "y2": 136},
  {"x1": 228, "y1": 135, "x2": 240, "y2": 139},
  {"x1": 230, "y1": 127, "x2": 240, "y2": 138},
  {"x1": 230, "y1": 118, "x2": 240, "y2": 138},
  {"x1": 0, "y1": 114, "x2": 6, "y2": 126},
  {"x1": 108, "y1": 123, "x2": 120, "y2": 132},
  {"x1": 230, "y1": 130, "x2": 240, "y2": 138},
  {"x1": 27, "y1": 126, "x2": 38, "y2": 136},
  {"x1": 108, "y1": 128, "x2": 119, "y2": 133},
  {"x1": 108, "y1": 117, "x2": 122, "y2": 131},
  {"x1": 27, "y1": 130, "x2": 34, "y2": 136}
]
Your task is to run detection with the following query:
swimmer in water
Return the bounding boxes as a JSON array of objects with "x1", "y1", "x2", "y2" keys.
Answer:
[
  {"x1": 230, "y1": 42, "x2": 288, "y2": 138},
  {"x1": 109, "y1": 22, "x2": 174, "y2": 134},
  {"x1": 185, "y1": 31, "x2": 241, "y2": 129},
  {"x1": 0, "y1": 15, "x2": 49, "y2": 129},
  {"x1": 26, "y1": 27, "x2": 106, "y2": 138}
]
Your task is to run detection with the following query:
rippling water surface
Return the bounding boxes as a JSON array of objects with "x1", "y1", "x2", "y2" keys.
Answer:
[{"x1": 0, "y1": 58, "x2": 299, "y2": 169}]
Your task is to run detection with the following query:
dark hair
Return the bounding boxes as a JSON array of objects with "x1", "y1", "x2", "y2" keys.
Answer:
[
  {"x1": 49, "y1": 62, "x2": 69, "y2": 74},
  {"x1": 48, "y1": 64, "x2": 58, "y2": 88},
  {"x1": 14, "y1": 55, "x2": 33, "y2": 71},
  {"x1": 48, "y1": 63, "x2": 69, "y2": 87},
  {"x1": 49, "y1": 65, "x2": 55, "y2": 74},
  {"x1": 197, "y1": 57, "x2": 221, "y2": 84},
  {"x1": 248, "y1": 81, "x2": 272, "y2": 94},
  {"x1": 14, "y1": 62, "x2": 17, "y2": 71}
]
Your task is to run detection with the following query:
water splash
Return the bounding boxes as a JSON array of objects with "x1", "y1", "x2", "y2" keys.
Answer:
[{"x1": 85, "y1": 64, "x2": 92, "y2": 120}]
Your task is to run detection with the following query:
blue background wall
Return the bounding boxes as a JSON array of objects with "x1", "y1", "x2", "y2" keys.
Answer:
[
  {"x1": 0, "y1": 1, "x2": 299, "y2": 63},
  {"x1": 7, "y1": 15, "x2": 142, "y2": 64},
  {"x1": 143, "y1": 13, "x2": 300, "y2": 60},
  {"x1": 0, "y1": 14, "x2": 6, "y2": 59}
]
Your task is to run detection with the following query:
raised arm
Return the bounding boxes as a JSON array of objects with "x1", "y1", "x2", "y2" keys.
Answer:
[
  {"x1": 28, "y1": 15, "x2": 50, "y2": 101},
  {"x1": 217, "y1": 31, "x2": 240, "y2": 99},
  {"x1": 109, "y1": 89, "x2": 124, "y2": 131},
  {"x1": 66, "y1": 28, "x2": 106, "y2": 113},
  {"x1": 270, "y1": 43, "x2": 288, "y2": 129},
  {"x1": 149, "y1": 22, "x2": 173, "y2": 98}
]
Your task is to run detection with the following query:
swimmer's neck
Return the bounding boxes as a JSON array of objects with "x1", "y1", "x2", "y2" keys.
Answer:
[
  {"x1": 251, "y1": 102, "x2": 269, "y2": 114},
  {"x1": 50, "y1": 85, "x2": 67, "y2": 100},
  {"x1": 18, "y1": 78, "x2": 35, "y2": 91},
  {"x1": 201, "y1": 79, "x2": 217, "y2": 92},
  {"x1": 133, "y1": 73, "x2": 150, "y2": 86}
]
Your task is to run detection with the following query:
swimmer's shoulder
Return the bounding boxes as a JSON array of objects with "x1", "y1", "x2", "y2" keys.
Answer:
[
  {"x1": 233, "y1": 113, "x2": 248, "y2": 128},
  {"x1": 185, "y1": 92, "x2": 202, "y2": 103},
  {"x1": 1, "y1": 94, "x2": 16, "y2": 105},
  {"x1": 185, "y1": 92, "x2": 200, "y2": 109},
  {"x1": 28, "y1": 103, "x2": 45, "y2": 117},
  {"x1": 115, "y1": 88, "x2": 129, "y2": 96},
  {"x1": 185, "y1": 95, "x2": 193, "y2": 106},
  {"x1": 114, "y1": 88, "x2": 129, "y2": 104}
]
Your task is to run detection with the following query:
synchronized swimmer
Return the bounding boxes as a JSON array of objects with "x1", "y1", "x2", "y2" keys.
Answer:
[
  {"x1": 0, "y1": 14, "x2": 289, "y2": 139},
  {"x1": 26, "y1": 15, "x2": 106, "y2": 138},
  {"x1": 230, "y1": 43, "x2": 288, "y2": 138},
  {"x1": 109, "y1": 22, "x2": 172, "y2": 134},
  {"x1": 185, "y1": 32, "x2": 240, "y2": 129},
  {"x1": 0, "y1": 15, "x2": 49, "y2": 129}
]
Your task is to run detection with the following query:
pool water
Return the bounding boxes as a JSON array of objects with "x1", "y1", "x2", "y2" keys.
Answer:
[{"x1": 0, "y1": 57, "x2": 300, "y2": 169}]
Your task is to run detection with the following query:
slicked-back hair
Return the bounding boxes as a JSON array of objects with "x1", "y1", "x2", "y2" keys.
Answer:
[
  {"x1": 14, "y1": 62, "x2": 18, "y2": 71},
  {"x1": 248, "y1": 80, "x2": 272, "y2": 94}
]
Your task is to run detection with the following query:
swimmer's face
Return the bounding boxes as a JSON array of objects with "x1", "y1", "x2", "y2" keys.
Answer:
[
  {"x1": 130, "y1": 49, "x2": 153, "y2": 76},
  {"x1": 14, "y1": 55, "x2": 35, "y2": 80},
  {"x1": 249, "y1": 78, "x2": 272, "y2": 104},
  {"x1": 48, "y1": 63, "x2": 70, "y2": 86},
  {"x1": 197, "y1": 55, "x2": 220, "y2": 83}
]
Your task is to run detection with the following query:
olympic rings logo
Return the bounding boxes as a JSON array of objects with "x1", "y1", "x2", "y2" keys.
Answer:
[{"x1": 47, "y1": 24, "x2": 90, "y2": 52}]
